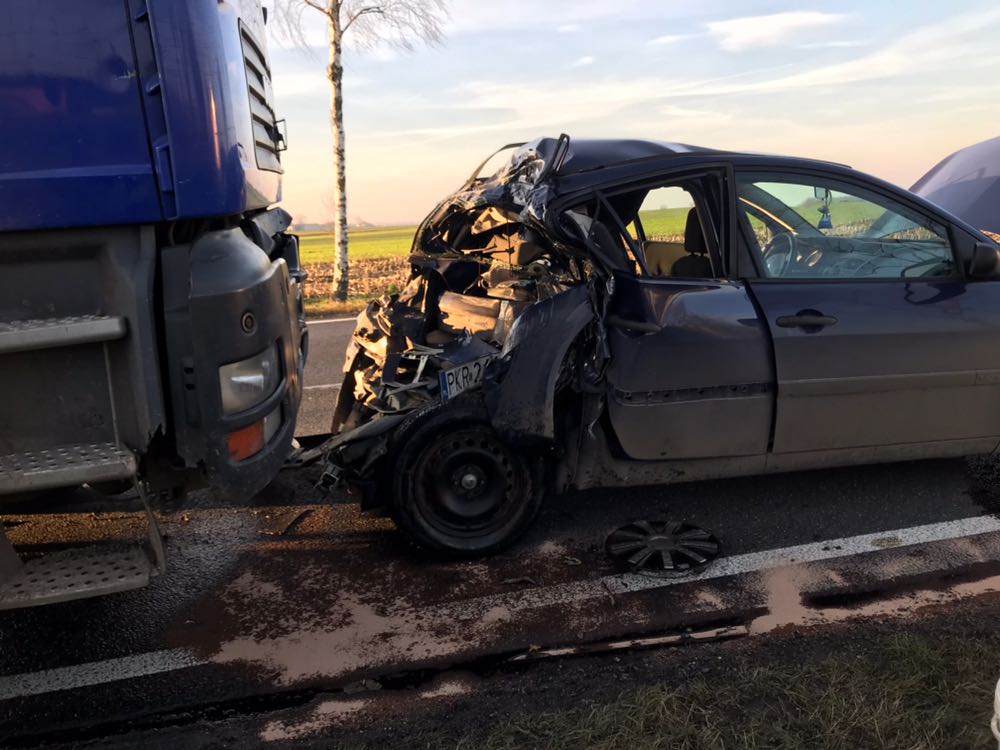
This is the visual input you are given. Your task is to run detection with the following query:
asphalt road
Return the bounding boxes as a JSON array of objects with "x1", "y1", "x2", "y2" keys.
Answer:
[
  {"x1": 4, "y1": 454, "x2": 1000, "y2": 746},
  {"x1": 6, "y1": 314, "x2": 1000, "y2": 745},
  {"x1": 296, "y1": 317, "x2": 355, "y2": 438}
]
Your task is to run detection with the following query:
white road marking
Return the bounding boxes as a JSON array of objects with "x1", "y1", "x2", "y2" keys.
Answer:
[
  {"x1": 3, "y1": 514, "x2": 999, "y2": 701},
  {"x1": 613, "y1": 514, "x2": 1000, "y2": 594},
  {"x1": 0, "y1": 648, "x2": 205, "y2": 701},
  {"x1": 446, "y1": 515, "x2": 1000, "y2": 617},
  {"x1": 303, "y1": 383, "x2": 342, "y2": 391},
  {"x1": 307, "y1": 317, "x2": 356, "y2": 325}
]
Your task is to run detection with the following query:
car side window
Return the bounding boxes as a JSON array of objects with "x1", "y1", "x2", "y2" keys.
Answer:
[
  {"x1": 737, "y1": 175, "x2": 956, "y2": 280},
  {"x1": 637, "y1": 186, "x2": 695, "y2": 242},
  {"x1": 636, "y1": 186, "x2": 713, "y2": 278},
  {"x1": 562, "y1": 182, "x2": 720, "y2": 279}
]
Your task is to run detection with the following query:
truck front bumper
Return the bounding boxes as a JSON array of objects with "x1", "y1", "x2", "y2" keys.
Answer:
[{"x1": 162, "y1": 225, "x2": 305, "y2": 498}]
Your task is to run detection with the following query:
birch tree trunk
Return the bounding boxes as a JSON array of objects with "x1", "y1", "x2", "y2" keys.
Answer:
[{"x1": 327, "y1": 5, "x2": 350, "y2": 302}]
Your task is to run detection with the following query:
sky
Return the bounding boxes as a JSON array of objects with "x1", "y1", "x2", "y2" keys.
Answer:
[{"x1": 263, "y1": 0, "x2": 1000, "y2": 226}]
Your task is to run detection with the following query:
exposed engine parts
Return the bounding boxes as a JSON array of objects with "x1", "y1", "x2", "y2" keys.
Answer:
[{"x1": 330, "y1": 205, "x2": 582, "y2": 435}]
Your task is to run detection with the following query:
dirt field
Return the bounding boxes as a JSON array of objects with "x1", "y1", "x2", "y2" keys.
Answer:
[
  {"x1": 298, "y1": 227, "x2": 412, "y2": 316},
  {"x1": 302, "y1": 256, "x2": 410, "y2": 316}
]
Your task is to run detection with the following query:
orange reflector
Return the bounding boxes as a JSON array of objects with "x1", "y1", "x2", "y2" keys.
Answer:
[{"x1": 228, "y1": 420, "x2": 265, "y2": 461}]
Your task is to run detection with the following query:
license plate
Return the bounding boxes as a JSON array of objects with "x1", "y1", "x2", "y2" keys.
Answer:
[{"x1": 439, "y1": 355, "x2": 493, "y2": 402}]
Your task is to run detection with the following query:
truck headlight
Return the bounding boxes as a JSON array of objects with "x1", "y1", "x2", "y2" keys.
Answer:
[{"x1": 218, "y1": 345, "x2": 280, "y2": 415}]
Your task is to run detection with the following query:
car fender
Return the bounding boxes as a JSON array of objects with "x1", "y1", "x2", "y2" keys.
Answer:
[{"x1": 487, "y1": 284, "x2": 594, "y2": 440}]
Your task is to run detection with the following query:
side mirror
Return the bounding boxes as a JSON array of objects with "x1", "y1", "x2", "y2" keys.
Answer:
[{"x1": 969, "y1": 241, "x2": 1000, "y2": 279}]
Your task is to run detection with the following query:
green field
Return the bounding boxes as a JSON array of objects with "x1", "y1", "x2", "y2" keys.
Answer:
[
  {"x1": 797, "y1": 196, "x2": 886, "y2": 226},
  {"x1": 298, "y1": 225, "x2": 416, "y2": 265},
  {"x1": 297, "y1": 198, "x2": 889, "y2": 268},
  {"x1": 638, "y1": 199, "x2": 886, "y2": 240},
  {"x1": 636, "y1": 207, "x2": 690, "y2": 238}
]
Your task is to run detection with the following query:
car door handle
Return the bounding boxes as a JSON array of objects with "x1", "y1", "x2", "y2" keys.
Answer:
[{"x1": 775, "y1": 314, "x2": 838, "y2": 328}]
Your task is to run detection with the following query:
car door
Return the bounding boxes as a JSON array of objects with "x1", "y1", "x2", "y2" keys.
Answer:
[
  {"x1": 590, "y1": 168, "x2": 775, "y2": 461},
  {"x1": 738, "y1": 169, "x2": 1000, "y2": 458}
]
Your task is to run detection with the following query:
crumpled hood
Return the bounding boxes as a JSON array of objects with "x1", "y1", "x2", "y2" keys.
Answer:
[{"x1": 911, "y1": 136, "x2": 1000, "y2": 237}]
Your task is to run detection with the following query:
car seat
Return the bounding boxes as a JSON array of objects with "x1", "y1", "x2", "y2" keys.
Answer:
[{"x1": 670, "y1": 208, "x2": 713, "y2": 278}]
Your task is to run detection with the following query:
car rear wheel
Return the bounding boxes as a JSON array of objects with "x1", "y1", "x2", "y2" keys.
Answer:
[{"x1": 390, "y1": 419, "x2": 543, "y2": 555}]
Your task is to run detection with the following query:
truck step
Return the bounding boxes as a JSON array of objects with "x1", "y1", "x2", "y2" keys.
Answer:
[
  {"x1": 0, "y1": 544, "x2": 152, "y2": 610},
  {"x1": 0, "y1": 443, "x2": 136, "y2": 495},
  {"x1": 0, "y1": 314, "x2": 126, "y2": 354}
]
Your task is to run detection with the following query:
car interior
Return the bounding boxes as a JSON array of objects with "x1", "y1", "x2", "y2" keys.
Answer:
[
  {"x1": 735, "y1": 178, "x2": 957, "y2": 279},
  {"x1": 567, "y1": 181, "x2": 722, "y2": 280}
]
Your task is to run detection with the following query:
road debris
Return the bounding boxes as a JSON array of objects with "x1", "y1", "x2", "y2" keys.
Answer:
[
  {"x1": 342, "y1": 678, "x2": 382, "y2": 695},
  {"x1": 506, "y1": 624, "x2": 748, "y2": 663},
  {"x1": 605, "y1": 521, "x2": 720, "y2": 577},
  {"x1": 257, "y1": 509, "x2": 311, "y2": 537}
]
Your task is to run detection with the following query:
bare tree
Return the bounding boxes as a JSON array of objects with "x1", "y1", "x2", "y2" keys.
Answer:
[{"x1": 273, "y1": 0, "x2": 448, "y2": 301}]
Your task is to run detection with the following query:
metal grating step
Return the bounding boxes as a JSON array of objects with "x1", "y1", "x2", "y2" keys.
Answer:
[
  {"x1": 0, "y1": 443, "x2": 136, "y2": 494},
  {"x1": 0, "y1": 545, "x2": 152, "y2": 609},
  {"x1": 0, "y1": 314, "x2": 126, "y2": 354}
]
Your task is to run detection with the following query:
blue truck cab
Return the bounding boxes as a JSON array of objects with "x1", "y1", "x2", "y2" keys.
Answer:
[{"x1": 0, "y1": 0, "x2": 306, "y2": 606}]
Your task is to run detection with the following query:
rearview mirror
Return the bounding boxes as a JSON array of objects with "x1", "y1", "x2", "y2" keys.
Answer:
[
  {"x1": 814, "y1": 187, "x2": 831, "y2": 201},
  {"x1": 968, "y1": 241, "x2": 1000, "y2": 279}
]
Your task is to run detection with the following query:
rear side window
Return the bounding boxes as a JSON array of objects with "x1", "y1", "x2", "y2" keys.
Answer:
[
  {"x1": 562, "y1": 178, "x2": 723, "y2": 280},
  {"x1": 636, "y1": 186, "x2": 695, "y2": 242},
  {"x1": 737, "y1": 175, "x2": 955, "y2": 279}
]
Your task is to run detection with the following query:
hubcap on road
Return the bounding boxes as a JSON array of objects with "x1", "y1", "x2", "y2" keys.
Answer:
[{"x1": 605, "y1": 520, "x2": 720, "y2": 577}]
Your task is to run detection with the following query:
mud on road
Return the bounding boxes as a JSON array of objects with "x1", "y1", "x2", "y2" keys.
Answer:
[{"x1": 4, "y1": 456, "x2": 1000, "y2": 747}]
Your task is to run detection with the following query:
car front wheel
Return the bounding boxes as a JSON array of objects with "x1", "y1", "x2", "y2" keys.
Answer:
[{"x1": 390, "y1": 418, "x2": 543, "y2": 556}]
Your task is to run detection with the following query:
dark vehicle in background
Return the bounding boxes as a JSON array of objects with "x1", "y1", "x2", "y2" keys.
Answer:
[
  {"x1": 0, "y1": 0, "x2": 305, "y2": 607},
  {"x1": 324, "y1": 135, "x2": 1000, "y2": 556}
]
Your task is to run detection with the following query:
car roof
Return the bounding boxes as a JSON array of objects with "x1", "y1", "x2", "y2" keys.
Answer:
[
  {"x1": 544, "y1": 138, "x2": 717, "y2": 175},
  {"x1": 521, "y1": 136, "x2": 851, "y2": 179}
]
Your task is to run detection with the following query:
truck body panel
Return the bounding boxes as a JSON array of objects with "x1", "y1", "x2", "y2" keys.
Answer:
[
  {"x1": 0, "y1": 0, "x2": 304, "y2": 607},
  {"x1": 0, "y1": 0, "x2": 283, "y2": 232}
]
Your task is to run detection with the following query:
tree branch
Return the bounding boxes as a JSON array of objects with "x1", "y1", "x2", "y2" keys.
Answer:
[
  {"x1": 300, "y1": 0, "x2": 328, "y2": 14},
  {"x1": 342, "y1": 6, "x2": 384, "y2": 33}
]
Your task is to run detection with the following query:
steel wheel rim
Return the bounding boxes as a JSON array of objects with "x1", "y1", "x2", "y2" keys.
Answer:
[{"x1": 413, "y1": 426, "x2": 521, "y2": 538}]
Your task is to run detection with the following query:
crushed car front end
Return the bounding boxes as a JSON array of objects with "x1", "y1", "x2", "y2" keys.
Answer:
[{"x1": 320, "y1": 137, "x2": 610, "y2": 550}]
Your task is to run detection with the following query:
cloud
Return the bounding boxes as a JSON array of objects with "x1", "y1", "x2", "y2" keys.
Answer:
[
  {"x1": 557, "y1": 23, "x2": 581, "y2": 33},
  {"x1": 707, "y1": 11, "x2": 845, "y2": 51},
  {"x1": 658, "y1": 103, "x2": 729, "y2": 119},
  {"x1": 796, "y1": 39, "x2": 867, "y2": 50},
  {"x1": 372, "y1": 5, "x2": 1000, "y2": 148},
  {"x1": 670, "y1": 6, "x2": 1000, "y2": 97},
  {"x1": 571, "y1": 56, "x2": 596, "y2": 67},
  {"x1": 443, "y1": 0, "x2": 656, "y2": 33},
  {"x1": 647, "y1": 33, "x2": 688, "y2": 46}
]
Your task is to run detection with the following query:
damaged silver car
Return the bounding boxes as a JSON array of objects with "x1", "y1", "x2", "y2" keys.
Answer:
[{"x1": 322, "y1": 135, "x2": 1000, "y2": 555}]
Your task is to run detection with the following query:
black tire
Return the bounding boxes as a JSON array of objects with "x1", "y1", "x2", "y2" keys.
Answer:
[{"x1": 389, "y1": 412, "x2": 544, "y2": 556}]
